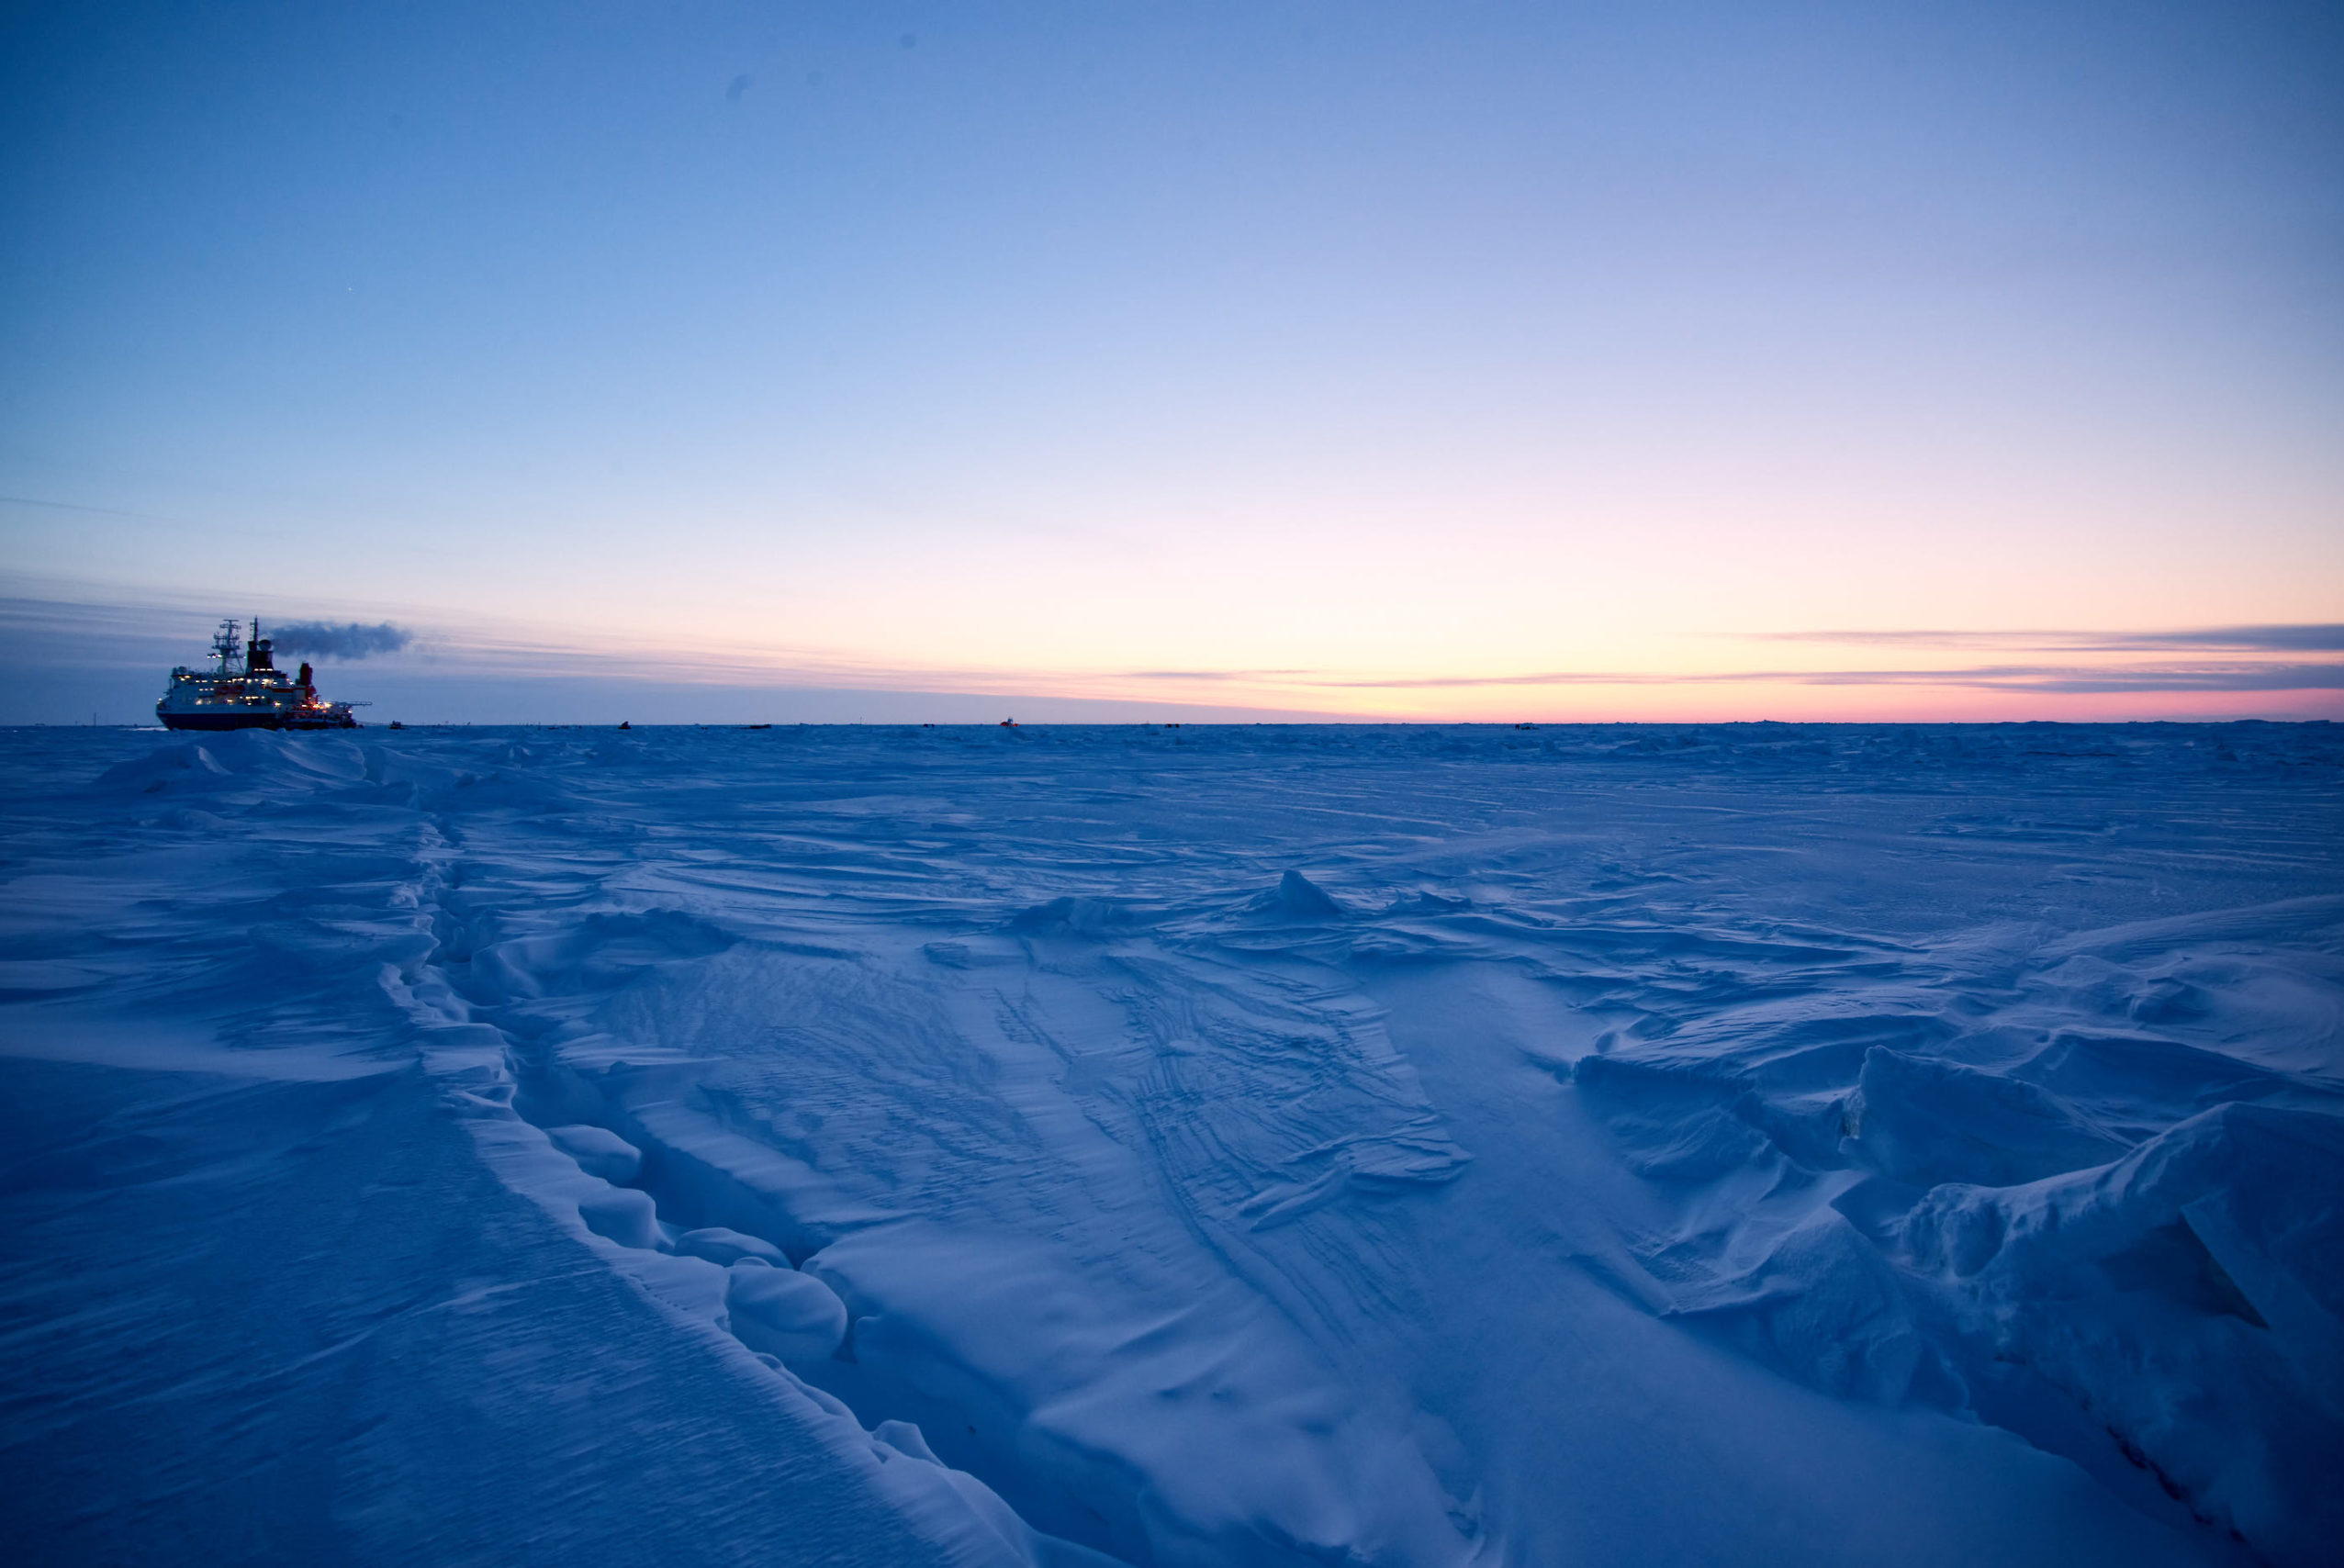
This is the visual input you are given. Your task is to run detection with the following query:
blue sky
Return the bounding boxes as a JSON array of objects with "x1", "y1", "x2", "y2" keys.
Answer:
[{"x1": 3, "y1": 2, "x2": 2338, "y2": 722}]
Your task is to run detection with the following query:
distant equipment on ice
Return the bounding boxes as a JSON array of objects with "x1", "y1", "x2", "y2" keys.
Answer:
[{"x1": 156, "y1": 618, "x2": 363, "y2": 731}]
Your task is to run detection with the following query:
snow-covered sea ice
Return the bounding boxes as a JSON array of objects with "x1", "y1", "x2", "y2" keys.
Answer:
[{"x1": 2, "y1": 722, "x2": 2337, "y2": 1566}]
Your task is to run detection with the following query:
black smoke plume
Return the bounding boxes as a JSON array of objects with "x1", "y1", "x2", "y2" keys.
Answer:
[{"x1": 264, "y1": 621, "x2": 414, "y2": 660}]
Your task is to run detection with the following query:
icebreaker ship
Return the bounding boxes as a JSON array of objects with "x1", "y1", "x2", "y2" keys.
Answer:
[{"x1": 155, "y1": 617, "x2": 361, "y2": 730}]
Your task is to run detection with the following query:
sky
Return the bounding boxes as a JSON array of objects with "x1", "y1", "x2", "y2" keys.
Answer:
[{"x1": 2, "y1": 0, "x2": 2339, "y2": 723}]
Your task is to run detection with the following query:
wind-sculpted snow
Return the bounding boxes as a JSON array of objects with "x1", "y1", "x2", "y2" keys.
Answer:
[{"x1": 3, "y1": 722, "x2": 2339, "y2": 1566}]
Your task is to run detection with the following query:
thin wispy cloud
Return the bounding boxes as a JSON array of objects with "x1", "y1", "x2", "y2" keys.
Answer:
[
  {"x1": 1120, "y1": 669, "x2": 1311, "y2": 682},
  {"x1": 0, "y1": 596, "x2": 419, "y2": 663},
  {"x1": 1104, "y1": 627, "x2": 2344, "y2": 698},
  {"x1": 1305, "y1": 663, "x2": 2344, "y2": 695},
  {"x1": 1754, "y1": 625, "x2": 2344, "y2": 654},
  {"x1": 0, "y1": 494, "x2": 181, "y2": 521},
  {"x1": 1979, "y1": 665, "x2": 2344, "y2": 694}
]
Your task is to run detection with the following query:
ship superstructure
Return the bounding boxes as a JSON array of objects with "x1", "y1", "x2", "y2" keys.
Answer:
[{"x1": 156, "y1": 619, "x2": 362, "y2": 731}]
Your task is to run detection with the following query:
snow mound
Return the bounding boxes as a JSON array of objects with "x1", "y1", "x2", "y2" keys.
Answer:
[
  {"x1": 1007, "y1": 896, "x2": 1148, "y2": 937},
  {"x1": 677, "y1": 1226, "x2": 789, "y2": 1266},
  {"x1": 546, "y1": 1123, "x2": 644, "y2": 1183},
  {"x1": 727, "y1": 1260, "x2": 848, "y2": 1361},
  {"x1": 1890, "y1": 1103, "x2": 2344, "y2": 1562},
  {"x1": 1257, "y1": 868, "x2": 1348, "y2": 920}
]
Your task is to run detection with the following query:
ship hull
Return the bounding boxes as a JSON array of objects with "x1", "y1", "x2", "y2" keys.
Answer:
[{"x1": 159, "y1": 711, "x2": 359, "y2": 731}]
